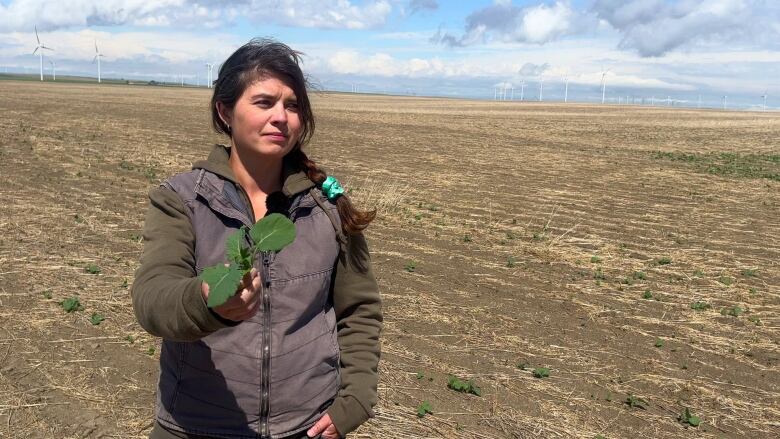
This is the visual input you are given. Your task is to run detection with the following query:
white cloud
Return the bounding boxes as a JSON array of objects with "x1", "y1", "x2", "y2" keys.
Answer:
[{"x1": 0, "y1": 0, "x2": 394, "y2": 32}]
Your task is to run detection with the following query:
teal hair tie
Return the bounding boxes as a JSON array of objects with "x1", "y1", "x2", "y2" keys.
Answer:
[{"x1": 321, "y1": 176, "x2": 345, "y2": 201}]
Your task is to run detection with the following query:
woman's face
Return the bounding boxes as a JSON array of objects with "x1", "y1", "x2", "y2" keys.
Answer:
[{"x1": 222, "y1": 75, "x2": 302, "y2": 158}]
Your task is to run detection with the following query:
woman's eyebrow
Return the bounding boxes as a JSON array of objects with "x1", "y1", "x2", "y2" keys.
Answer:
[{"x1": 249, "y1": 93, "x2": 275, "y2": 100}]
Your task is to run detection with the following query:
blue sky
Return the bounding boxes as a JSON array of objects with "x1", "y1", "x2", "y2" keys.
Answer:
[{"x1": 1, "y1": 0, "x2": 778, "y2": 109}]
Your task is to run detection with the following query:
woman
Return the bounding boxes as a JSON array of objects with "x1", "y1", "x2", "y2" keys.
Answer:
[{"x1": 131, "y1": 39, "x2": 382, "y2": 439}]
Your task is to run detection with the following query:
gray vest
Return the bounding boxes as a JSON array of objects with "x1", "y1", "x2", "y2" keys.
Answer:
[{"x1": 155, "y1": 169, "x2": 341, "y2": 439}]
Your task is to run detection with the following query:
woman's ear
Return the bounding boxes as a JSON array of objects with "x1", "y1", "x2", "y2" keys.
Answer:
[{"x1": 215, "y1": 101, "x2": 232, "y2": 128}]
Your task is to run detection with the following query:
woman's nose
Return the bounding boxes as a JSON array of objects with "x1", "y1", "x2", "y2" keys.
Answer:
[{"x1": 270, "y1": 102, "x2": 287, "y2": 124}]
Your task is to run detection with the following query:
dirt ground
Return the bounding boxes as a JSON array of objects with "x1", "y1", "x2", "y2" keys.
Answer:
[{"x1": 0, "y1": 80, "x2": 778, "y2": 438}]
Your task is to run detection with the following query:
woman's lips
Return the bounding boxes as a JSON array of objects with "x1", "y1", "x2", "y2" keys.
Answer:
[{"x1": 263, "y1": 133, "x2": 287, "y2": 141}]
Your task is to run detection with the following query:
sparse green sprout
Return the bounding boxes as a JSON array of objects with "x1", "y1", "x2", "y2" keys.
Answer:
[
  {"x1": 90, "y1": 312, "x2": 105, "y2": 325},
  {"x1": 654, "y1": 338, "x2": 664, "y2": 348},
  {"x1": 414, "y1": 213, "x2": 422, "y2": 221},
  {"x1": 125, "y1": 335, "x2": 135, "y2": 344},
  {"x1": 516, "y1": 362, "x2": 529, "y2": 370},
  {"x1": 84, "y1": 264, "x2": 101, "y2": 274},
  {"x1": 147, "y1": 347, "x2": 156, "y2": 356},
  {"x1": 42, "y1": 290, "x2": 52, "y2": 299},
  {"x1": 748, "y1": 316, "x2": 762, "y2": 326},
  {"x1": 404, "y1": 261, "x2": 417, "y2": 272},
  {"x1": 201, "y1": 214, "x2": 296, "y2": 308},
  {"x1": 604, "y1": 392, "x2": 612, "y2": 402},
  {"x1": 416, "y1": 401, "x2": 433, "y2": 418},
  {"x1": 633, "y1": 271, "x2": 647, "y2": 280},
  {"x1": 720, "y1": 306, "x2": 743, "y2": 317},
  {"x1": 690, "y1": 301, "x2": 711, "y2": 311},
  {"x1": 749, "y1": 287, "x2": 757, "y2": 294},
  {"x1": 447, "y1": 376, "x2": 481, "y2": 396},
  {"x1": 718, "y1": 276, "x2": 733, "y2": 286},
  {"x1": 120, "y1": 278, "x2": 128, "y2": 289},
  {"x1": 678, "y1": 407, "x2": 701, "y2": 427},
  {"x1": 655, "y1": 257, "x2": 672, "y2": 265},
  {"x1": 741, "y1": 268, "x2": 758, "y2": 277},
  {"x1": 416, "y1": 372, "x2": 424, "y2": 380},
  {"x1": 625, "y1": 394, "x2": 648, "y2": 409},
  {"x1": 506, "y1": 256, "x2": 516, "y2": 268},
  {"x1": 642, "y1": 290, "x2": 653, "y2": 300},
  {"x1": 693, "y1": 269, "x2": 704, "y2": 277},
  {"x1": 532, "y1": 367, "x2": 550, "y2": 378},
  {"x1": 61, "y1": 297, "x2": 83, "y2": 313},
  {"x1": 593, "y1": 268, "x2": 606, "y2": 281},
  {"x1": 590, "y1": 255, "x2": 602, "y2": 263},
  {"x1": 462, "y1": 234, "x2": 472, "y2": 242},
  {"x1": 506, "y1": 231, "x2": 516, "y2": 240}
]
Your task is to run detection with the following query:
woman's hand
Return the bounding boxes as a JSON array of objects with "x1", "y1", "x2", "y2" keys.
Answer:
[
  {"x1": 307, "y1": 413, "x2": 340, "y2": 439},
  {"x1": 201, "y1": 268, "x2": 262, "y2": 321}
]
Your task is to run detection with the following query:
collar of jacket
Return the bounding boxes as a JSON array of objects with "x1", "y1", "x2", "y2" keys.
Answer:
[{"x1": 192, "y1": 144, "x2": 315, "y2": 198}]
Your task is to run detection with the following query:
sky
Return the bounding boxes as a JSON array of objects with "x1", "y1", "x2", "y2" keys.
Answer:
[{"x1": 1, "y1": 0, "x2": 778, "y2": 109}]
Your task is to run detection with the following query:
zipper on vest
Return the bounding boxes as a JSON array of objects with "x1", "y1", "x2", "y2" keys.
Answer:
[{"x1": 259, "y1": 250, "x2": 272, "y2": 438}]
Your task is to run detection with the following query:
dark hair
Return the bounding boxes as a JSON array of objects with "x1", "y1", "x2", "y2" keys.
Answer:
[{"x1": 211, "y1": 38, "x2": 374, "y2": 234}]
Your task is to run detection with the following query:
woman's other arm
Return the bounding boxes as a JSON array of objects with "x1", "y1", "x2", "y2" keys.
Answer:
[{"x1": 326, "y1": 233, "x2": 383, "y2": 436}]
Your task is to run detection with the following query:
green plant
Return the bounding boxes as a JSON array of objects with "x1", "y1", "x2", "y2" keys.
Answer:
[
  {"x1": 90, "y1": 312, "x2": 105, "y2": 325},
  {"x1": 120, "y1": 278, "x2": 128, "y2": 289},
  {"x1": 748, "y1": 316, "x2": 762, "y2": 326},
  {"x1": 693, "y1": 269, "x2": 704, "y2": 277},
  {"x1": 590, "y1": 255, "x2": 602, "y2": 263},
  {"x1": 416, "y1": 401, "x2": 433, "y2": 418},
  {"x1": 593, "y1": 268, "x2": 606, "y2": 281},
  {"x1": 625, "y1": 394, "x2": 648, "y2": 409},
  {"x1": 404, "y1": 261, "x2": 417, "y2": 272},
  {"x1": 516, "y1": 362, "x2": 529, "y2": 370},
  {"x1": 655, "y1": 257, "x2": 672, "y2": 265},
  {"x1": 147, "y1": 346, "x2": 156, "y2": 356},
  {"x1": 42, "y1": 290, "x2": 52, "y2": 299},
  {"x1": 414, "y1": 213, "x2": 422, "y2": 221},
  {"x1": 84, "y1": 264, "x2": 101, "y2": 274},
  {"x1": 654, "y1": 338, "x2": 664, "y2": 348},
  {"x1": 125, "y1": 335, "x2": 135, "y2": 344},
  {"x1": 201, "y1": 213, "x2": 296, "y2": 308},
  {"x1": 462, "y1": 234, "x2": 472, "y2": 242},
  {"x1": 718, "y1": 276, "x2": 734, "y2": 286},
  {"x1": 678, "y1": 407, "x2": 701, "y2": 427},
  {"x1": 532, "y1": 367, "x2": 550, "y2": 378},
  {"x1": 61, "y1": 297, "x2": 83, "y2": 313},
  {"x1": 633, "y1": 271, "x2": 647, "y2": 280},
  {"x1": 642, "y1": 290, "x2": 653, "y2": 300},
  {"x1": 506, "y1": 256, "x2": 516, "y2": 268},
  {"x1": 720, "y1": 305, "x2": 743, "y2": 317},
  {"x1": 447, "y1": 376, "x2": 482, "y2": 396},
  {"x1": 741, "y1": 268, "x2": 758, "y2": 277},
  {"x1": 690, "y1": 301, "x2": 711, "y2": 311}
]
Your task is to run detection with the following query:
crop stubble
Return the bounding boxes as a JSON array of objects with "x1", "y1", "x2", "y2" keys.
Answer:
[{"x1": 0, "y1": 81, "x2": 777, "y2": 438}]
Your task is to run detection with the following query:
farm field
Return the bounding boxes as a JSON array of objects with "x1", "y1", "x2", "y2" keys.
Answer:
[{"x1": 0, "y1": 80, "x2": 778, "y2": 438}]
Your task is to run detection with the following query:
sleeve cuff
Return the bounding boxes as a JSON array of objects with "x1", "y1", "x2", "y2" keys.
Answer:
[
  {"x1": 327, "y1": 395, "x2": 372, "y2": 437},
  {"x1": 181, "y1": 278, "x2": 239, "y2": 335}
]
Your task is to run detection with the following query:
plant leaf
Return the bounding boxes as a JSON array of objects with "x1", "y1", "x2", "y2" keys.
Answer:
[
  {"x1": 202, "y1": 264, "x2": 245, "y2": 308},
  {"x1": 225, "y1": 228, "x2": 252, "y2": 270},
  {"x1": 249, "y1": 213, "x2": 296, "y2": 251},
  {"x1": 688, "y1": 415, "x2": 701, "y2": 427}
]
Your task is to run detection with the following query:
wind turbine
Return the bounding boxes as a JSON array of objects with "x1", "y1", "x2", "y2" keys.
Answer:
[
  {"x1": 564, "y1": 75, "x2": 569, "y2": 103},
  {"x1": 723, "y1": 95, "x2": 727, "y2": 110},
  {"x1": 538, "y1": 79, "x2": 543, "y2": 102},
  {"x1": 520, "y1": 80, "x2": 525, "y2": 101},
  {"x1": 205, "y1": 63, "x2": 214, "y2": 88},
  {"x1": 93, "y1": 41, "x2": 105, "y2": 83},
  {"x1": 49, "y1": 60, "x2": 56, "y2": 81},
  {"x1": 32, "y1": 26, "x2": 53, "y2": 81},
  {"x1": 762, "y1": 91, "x2": 768, "y2": 111},
  {"x1": 600, "y1": 71, "x2": 608, "y2": 104}
]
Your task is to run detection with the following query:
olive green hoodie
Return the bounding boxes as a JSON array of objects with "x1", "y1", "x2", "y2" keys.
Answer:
[{"x1": 132, "y1": 145, "x2": 382, "y2": 437}]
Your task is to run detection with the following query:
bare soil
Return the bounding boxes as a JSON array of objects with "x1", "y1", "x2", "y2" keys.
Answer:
[{"x1": 0, "y1": 80, "x2": 778, "y2": 438}]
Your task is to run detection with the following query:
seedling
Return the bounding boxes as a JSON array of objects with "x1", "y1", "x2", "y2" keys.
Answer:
[
  {"x1": 748, "y1": 315, "x2": 762, "y2": 326},
  {"x1": 593, "y1": 268, "x2": 606, "y2": 281},
  {"x1": 84, "y1": 264, "x2": 101, "y2": 274},
  {"x1": 633, "y1": 271, "x2": 647, "y2": 280},
  {"x1": 404, "y1": 261, "x2": 417, "y2": 272},
  {"x1": 625, "y1": 394, "x2": 647, "y2": 409},
  {"x1": 718, "y1": 276, "x2": 734, "y2": 286},
  {"x1": 741, "y1": 268, "x2": 758, "y2": 277},
  {"x1": 120, "y1": 279, "x2": 128, "y2": 289},
  {"x1": 462, "y1": 234, "x2": 472, "y2": 242},
  {"x1": 416, "y1": 372, "x2": 424, "y2": 380},
  {"x1": 200, "y1": 213, "x2": 296, "y2": 308},
  {"x1": 147, "y1": 347, "x2": 156, "y2": 356},
  {"x1": 690, "y1": 301, "x2": 710, "y2": 311},
  {"x1": 532, "y1": 367, "x2": 550, "y2": 378},
  {"x1": 506, "y1": 256, "x2": 516, "y2": 268},
  {"x1": 654, "y1": 338, "x2": 664, "y2": 348},
  {"x1": 516, "y1": 362, "x2": 529, "y2": 370},
  {"x1": 125, "y1": 335, "x2": 135, "y2": 344},
  {"x1": 414, "y1": 213, "x2": 422, "y2": 221},
  {"x1": 447, "y1": 376, "x2": 481, "y2": 396},
  {"x1": 590, "y1": 255, "x2": 602, "y2": 263},
  {"x1": 42, "y1": 290, "x2": 52, "y2": 299},
  {"x1": 61, "y1": 297, "x2": 83, "y2": 313},
  {"x1": 693, "y1": 269, "x2": 704, "y2": 277},
  {"x1": 90, "y1": 312, "x2": 105, "y2": 325},
  {"x1": 642, "y1": 290, "x2": 653, "y2": 300},
  {"x1": 416, "y1": 401, "x2": 433, "y2": 418},
  {"x1": 678, "y1": 407, "x2": 701, "y2": 427},
  {"x1": 655, "y1": 257, "x2": 672, "y2": 265},
  {"x1": 720, "y1": 305, "x2": 743, "y2": 317}
]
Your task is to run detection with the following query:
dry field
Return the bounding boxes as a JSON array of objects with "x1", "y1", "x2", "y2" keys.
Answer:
[{"x1": 0, "y1": 80, "x2": 778, "y2": 438}]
